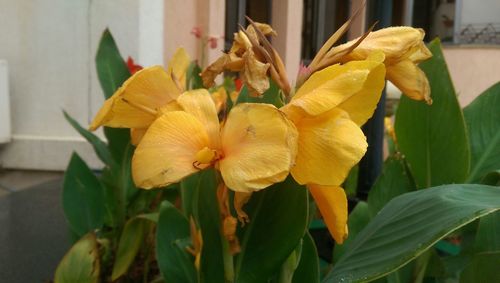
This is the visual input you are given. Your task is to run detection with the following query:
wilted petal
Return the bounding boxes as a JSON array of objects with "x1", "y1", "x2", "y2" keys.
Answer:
[
  {"x1": 291, "y1": 108, "x2": 367, "y2": 186},
  {"x1": 286, "y1": 60, "x2": 385, "y2": 125},
  {"x1": 201, "y1": 54, "x2": 231, "y2": 88},
  {"x1": 219, "y1": 103, "x2": 298, "y2": 192},
  {"x1": 89, "y1": 66, "x2": 177, "y2": 130},
  {"x1": 386, "y1": 60, "x2": 432, "y2": 104},
  {"x1": 132, "y1": 112, "x2": 210, "y2": 188},
  {"x1": 176, "y1": 89, "x2": 221, "y2": 149},
  {"x1": 308, "y1": 184, "x2": 348, "y2": 244},
  {"x1": 242, "y1": 49, "x2": 270, "y2": 96}
]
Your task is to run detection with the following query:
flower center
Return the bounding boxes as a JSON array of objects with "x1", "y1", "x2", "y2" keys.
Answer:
[{"x1": 195, "y1": 147, "x2": 217, "y2": 165}]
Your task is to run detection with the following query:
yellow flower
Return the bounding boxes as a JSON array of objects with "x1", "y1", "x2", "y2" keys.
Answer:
[
  {"x1": 131, "y1": 89, "x2": 298, "y2": 193},
  {"x1": 309, "y1": 26, "x2": 432, "y2": 104},
  {"x1": 89, "y1": 48, "x2": 191, "y2": 144},
  {"x1": 281, "y1": 57, "x2": 386, "y2": 243}
]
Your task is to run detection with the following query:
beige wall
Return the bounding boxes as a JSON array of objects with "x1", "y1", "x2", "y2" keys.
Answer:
[{"x1": 443, "y1": 46, "x2": 500, "y2": 106}]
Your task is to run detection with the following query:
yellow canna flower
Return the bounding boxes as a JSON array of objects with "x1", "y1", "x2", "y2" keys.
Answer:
[
  {"x1": 131, "y1": 89, "x2": 298, "y2": 193},
  {"x1": 89, "y1": 48, "x2": 191, "y2": 144},
  {"x1": 281, "y1": 57, "x2": 386, "y2": 243},
  {"x1": 309, "y1": 26, "x2": 432, "y2": 104}
]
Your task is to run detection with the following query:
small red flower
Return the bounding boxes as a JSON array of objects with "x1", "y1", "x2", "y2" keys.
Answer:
[
  {"x1": 127, "y1": 56, "x2": 143, "y2": 75},
  {"x1": 234, "y1": 78, "x2": 243, "y2": 91}
]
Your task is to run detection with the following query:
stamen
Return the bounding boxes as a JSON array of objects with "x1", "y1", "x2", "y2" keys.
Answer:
[{"x1": 121, "y1": 98, "x2": 157, "y2": 116}]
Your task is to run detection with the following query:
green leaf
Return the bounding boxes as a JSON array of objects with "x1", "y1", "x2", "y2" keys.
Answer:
[
  {"x1": 459, "y1": 252, "x2": 500, "y2": 283},
  {"x1": 156, "y1": 201, "x2": 197, "y2": 283},
  {"x1": 367, "y1": 155, "x2": 416, "y2": 216},
  {"x1": 235, "y1": 176, "x2": 308, "y2": 283},
  {"x1": 63, "y1": 111, "x2": 113, "y2": 166},
  {"x1": 394, "y1": 39, "x2": 470, "y2": 188},
  {"x1": 63, "y1": 153, "x2": 106, "y2": 236},
  {"x1": 188, "y1": 169, "x2": 225, "y2": 283},
  {"x1": 186, "y1": 61, "x2": 204, "y2": 90},
  {"x1": 480, "y1": 170, "x2": 500, "y2": 186},
  {"x1": 333, "y1": 201, "x2": 371, "y2": 264},
  {"x1": 236, "y1": 80, "x2": 285, "y2": 108},
  {"x1": 463, "y1": 82, "x2": 500, "y2": 182},
  {"x1": 111, "y1": 214, "x2": 157, "y2": 281},
  {"x1": 95, "y1": 28, "x2": 131, "y2": 163},
  {"x1": 474, "y1": 211, "x2": 500, "y2": 252},
  {"x1": 292, "y1": 232, "x2": 320, "y2": 283},
  {"x1": 324, "y1": 184, "x2": 500, "y2": 283},
  {"x1": 54, "y1": 233, "x2": 100, "y2": 283}
]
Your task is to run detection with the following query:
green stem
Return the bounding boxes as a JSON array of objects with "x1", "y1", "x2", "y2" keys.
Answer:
[{"x1": 222, "y1": 238, "x2": 235, "y2": 283}]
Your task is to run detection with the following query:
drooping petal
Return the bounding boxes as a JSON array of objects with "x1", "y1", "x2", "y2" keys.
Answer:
[
  {"x1": 291, "y1": 108, "x2": 367, "y2": 186},
  {"x1": 89, "y1": 66, "x2": 178, "y2": 130},
  {"x1": 132, "y1": 111, "x2": 210, "y2": 189},
  {"x1": 201, "y1": 54, "x2": 231, "y2": 88},
  {"x1": 285, "y1": 60, "x2": 385, "y2": 125},
  {"x1": 386, "y1": 60, "x2": 432, "y2": 104},
  {"x1": 308, "y1": 184, "x2": 348, "y2": 244},
  {"x1": 176, "y1": 89, "x2": 221, "y2": 149},
  {"x1": 130, "y1": 127, "x2": 148, "y2": 146},
  {"x1": 242, "y1": 49, "x2": 271, "y2": 96},
  {"x1": 219, "y1": 103, "x2": 298, "y2": 192}
]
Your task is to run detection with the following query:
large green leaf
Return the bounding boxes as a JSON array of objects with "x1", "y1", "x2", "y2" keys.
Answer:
[
  {"x1": 236, "y1": 80, "x2": 285, "y2": 108},
  {"x1": 234, "y1": 176, "x2": 308, "y2": 283},
  {"x1": 54, "y1": 233, "x2": 100, "y2": 283},
  {"x1": 367, "y1": 155, "x2": 415, "y2": 216},
  {"x1": 63, "y1": 111, "x2": 113, "y2": 166},
  {"x1": 394, "y1": 39, "x2": 470, "y2": 188},
  {"x1": 323, "y1": 184, "x2": 500, "y2": 283},
  {"x1": 463, "y1": 82, "x2": 500, "y2": 182},
  {"x1": 188, "y1": 169, "x2": 225, "y2": 283},
  {"x1": 111, "y1": 213, "x2": 158, "y2": 281},
  {"x1": 474, "y1": 211, "x2": 500, "y2": 252},
  {"x1": 95, "y1": 29, "x2": 131, "y2": 163},
  {"x1": 156, "y1": 201, "x2": 197, "y2": 283},
  {"x1": 459, "y1": 252, "x2": 500, "y2": 283},
  {"x1": 63, "y1": 153, "x2": 106, "y2": 236},
  {"x1": 292, "y1": 232, "x2": 320, "y2": 283}
]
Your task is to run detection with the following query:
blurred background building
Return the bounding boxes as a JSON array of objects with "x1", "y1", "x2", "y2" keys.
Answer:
[{"x1": 0, "y1": 0, "x2": 499, "y2": 172}]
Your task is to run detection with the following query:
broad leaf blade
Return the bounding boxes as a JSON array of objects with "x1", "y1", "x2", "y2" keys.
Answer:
[
  {"x1": 63, "y1": 111, "x2": 113, "y2": 166},
  {"x1": 394, "y1": 39, "x2": 470, "y2": 188},
  {"x1": 54, "y1": 233, "x2": 100, "y2": 283},
  {"x1": 235, "y1": 177, "x2": 308, "y2": 283},
  {"x1": 63, "y1": 153, "x2": 106, "y2": 237},
  {"x1": 236, "y1": 80, "x2": 284, "y2": 108},
  {"x1": 292, "y1": 232, "x2": 320, "y2": 283},
  {"x1": 156, "y1": 201, "x2": 197, "y2": 283},
  {"x1": 459, "y1": 252, "x2": 500, "y2": 283},
  {"x1": 95, "y1": 29, "x2": 131, "y2": 164},
  {"x1": 463, "y1": 82, "x2": 500, "y2": 182},
  {"x1": 324, "y1": 184, "x2": 500, "y2": 283},
  {"x1": 474, "y1": 211, "x2": 500, "y2": 252}
]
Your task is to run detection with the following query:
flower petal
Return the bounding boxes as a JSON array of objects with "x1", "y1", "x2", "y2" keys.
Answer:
[
  {"x1": 242, "y1": 49, "x2": 270, "y2": 96},
  {"x1": 386, "y1": 60, "x2": 432, "y2": 104},
  {"x1": 176, "y1": 89, "x2": 221, "y2": 149},
  {"x1": 130, "y1": 127, "x2": 147, "y2": 146},
  {"x1": 219, "y1": 103, "x2": 298, "y2": 192},
  {"x1": 132, "y1": 111, "x2": 210, "y2": 189},
  {"x1": 291, "y1": 108, "x2": 367, "y2": 186},
  {"x1": 167, "y1": 48, "x2": 191, "y2": 88},
  {"x1": 308, "y1": 184, "x2": 348, "y2": 244},
  {"x1": 89, "y1": 66, "x2": 178, "y2": 130},
  {"x1": 287, "y1": 60, "x2": 385, "y2": 125}
]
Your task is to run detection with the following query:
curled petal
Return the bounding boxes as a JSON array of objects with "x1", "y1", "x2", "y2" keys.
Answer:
[
  {"x1": 242, "y1": 49, "x2": 271, "y2": 96},
  {"x1": 286, "y1": 60, "x2": 385, "y2": 125},
  {"x1": 201, "y1": 54, "x2": 231, "y2": 88},
  {"x1": 219, "y1": 103, "x2": 298, "y2": 192},
  {"x1": 308, "y1": 184, "x2": 348, "y2": 244},
  {"x1": 176, "y1": 89, "x2": 221, "y2": 149},
  {"x1": 291, "y1": 108, "x2": 367, "y2": 186},
  {"x1": 89, "y1": 66, "x2": 177, "y2": 130},
  {"x1": 386, "y1": 60, "x2": 432, "y2": 104},
  {"x1": 132, "y1": 112, "x2": 210, "y2": 189}
]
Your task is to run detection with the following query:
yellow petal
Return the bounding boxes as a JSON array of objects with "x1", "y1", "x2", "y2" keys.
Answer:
[
  {"x1": 386, "y1": 60, "x2": 432, "y2": 104},
  {"x1": 291, "y1": 108, "x2": 367, "y2": 186},
  {"x1": 167, "y1": 48, "x2": 191, "y2": 88},
  {"x1": 176, "y1": 89, "x2": 221, "y2": 149},
  {"x1": 287, "y1": 60, "x2": 385, "y2": 125},
  {"x1": 211, "y1": 87, "x2": 228, "y2": 114},
  {"x1": 132, "y1": 111, "x2": 210, "y2": 189},
  {"x1": 408, "y1": 41, "x2": 432, "y2": 63},
  {"x1": 308, "y1": 184, "x2": 348, "y2": 244},
  {"x1": 89, "y1": 66, "x2": 178, "y2": 130},
  {"x1": 130, "y1": 128, "x2": 148, "y2": 146},
  {"x1": 219, "y1": 103, "x2": 298, "y2": 192},
  {"x1": 201, "y1": 54, "x2": 231, "y2": 88},
  {"x1": 242, "y1": 49, "x2": 270, "y2": 96}
]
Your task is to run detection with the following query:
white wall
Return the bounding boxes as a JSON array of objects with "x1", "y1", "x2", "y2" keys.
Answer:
[
  {"x1": 0, "y1": 0, "x2": 164, "y2": 170},
  {"x1": 460, "y1": 0, "x2": 500, "y2": 25}
]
